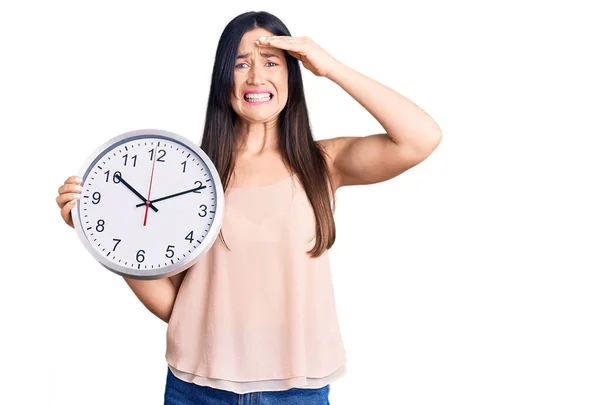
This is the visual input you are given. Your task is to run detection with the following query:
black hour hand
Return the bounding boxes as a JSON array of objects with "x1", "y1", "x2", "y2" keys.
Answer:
[{"x1": 115, "y1": 173, "x2": 159, "y2": 212}]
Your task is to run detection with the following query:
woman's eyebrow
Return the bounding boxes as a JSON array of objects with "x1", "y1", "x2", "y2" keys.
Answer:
[{"x1": 236, "y1": 52, "x2": 280, "y2": 59}]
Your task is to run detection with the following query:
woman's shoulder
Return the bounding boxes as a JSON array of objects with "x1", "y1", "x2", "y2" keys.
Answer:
[
  {"x1": 316, "y1": 138, "x2": 335, "y2": 164},
  {"x1": 316, "y1": 137, "x2": 347, "y2": 163},
  {"x1": 316, "y1": 138, "x2": 341, "y2": 191}
]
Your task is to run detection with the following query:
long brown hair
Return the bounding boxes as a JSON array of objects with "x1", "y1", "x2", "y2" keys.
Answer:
[{"x1": 200, "y1": 11, "x2": 336, "y2": 257}]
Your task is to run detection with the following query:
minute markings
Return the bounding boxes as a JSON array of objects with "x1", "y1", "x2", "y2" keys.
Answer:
[{"x1": 83, "y1": 137, "x2": 217, "y2": 275}]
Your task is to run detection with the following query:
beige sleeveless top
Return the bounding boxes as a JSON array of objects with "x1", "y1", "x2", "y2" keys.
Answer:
[{"x1": 165, "y1": 173, "x2": 347, "y2": 394}]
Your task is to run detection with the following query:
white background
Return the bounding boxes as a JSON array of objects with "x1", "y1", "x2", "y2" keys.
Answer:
[{"x1": 1, "y1": 1, "x2": 599, "y2": 404}]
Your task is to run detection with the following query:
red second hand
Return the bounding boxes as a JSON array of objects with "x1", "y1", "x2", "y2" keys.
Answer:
[{"x1": 144, "y1": 145, "x2": 158, "y2": 227}]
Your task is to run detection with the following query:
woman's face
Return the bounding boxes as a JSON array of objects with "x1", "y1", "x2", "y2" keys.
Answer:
[{"x1": 230, "y1": 28, "x2": 289, "y2": 125}]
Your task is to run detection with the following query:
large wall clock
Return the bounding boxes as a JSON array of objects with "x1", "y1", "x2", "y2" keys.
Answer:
[{"x1": 71, "y1": 129, "x2": 224, "y2": 280}]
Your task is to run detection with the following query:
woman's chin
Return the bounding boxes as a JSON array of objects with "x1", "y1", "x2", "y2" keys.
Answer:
[{"x1": 237, "y1": 105, "x2": 283, "y2": 121}]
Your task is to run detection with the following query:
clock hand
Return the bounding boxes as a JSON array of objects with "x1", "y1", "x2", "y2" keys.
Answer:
[
  {"x1": 115, "y1": 173, "x2": 159, "y2": 212},
  {"x1": 135, "y1": 184, "x2": 207, "y2": 207},
  {"x1": 143, "y1": 145, "x2": 158, "y2": 226}
]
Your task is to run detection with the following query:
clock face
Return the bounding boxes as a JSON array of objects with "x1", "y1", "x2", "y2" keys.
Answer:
[{"x1": 72, "y1": 129, "x2": 224, "y2": 280}]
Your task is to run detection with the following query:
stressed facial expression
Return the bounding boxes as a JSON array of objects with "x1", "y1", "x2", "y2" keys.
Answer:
[{"x1": 230, "y1": 28, "x2": 288, "y2": 123}]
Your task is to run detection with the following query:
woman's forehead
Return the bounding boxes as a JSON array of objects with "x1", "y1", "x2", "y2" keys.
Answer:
[
  {"x1": 237, "y1": 43, "x2": 284, "y2": 58},
  {"x1": 236, "y1": 29, "x2": 284, "y2": 57},
  {"x1": 237, "y1": 45, "x2": 283, "y2": 56}
]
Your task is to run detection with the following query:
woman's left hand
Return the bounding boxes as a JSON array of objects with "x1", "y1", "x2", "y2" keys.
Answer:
[{"x1": 256, "y1": 36, "x2": 341, "y2": 78}]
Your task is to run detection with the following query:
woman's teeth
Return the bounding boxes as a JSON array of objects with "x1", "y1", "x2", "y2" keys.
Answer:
[{"x1": 244, "y1": 93, "x2": 272, "y2": 102}]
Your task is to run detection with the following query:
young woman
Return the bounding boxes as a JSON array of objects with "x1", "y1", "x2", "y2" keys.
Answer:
[{"x1": 55, "y1": 10, "x2": 441, "y2": 405}]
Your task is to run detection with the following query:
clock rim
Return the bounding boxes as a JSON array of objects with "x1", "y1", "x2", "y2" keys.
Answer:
[{"x1": 71, "y1": 128, "x2": 225, "y2": 280}]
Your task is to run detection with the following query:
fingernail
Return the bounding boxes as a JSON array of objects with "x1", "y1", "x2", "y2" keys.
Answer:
[
  {"x1": 74, "y1": 193, "x2": 81, "y2": 199},
  {"x1": 70, "y1": 199, "x2": 77, "y2": 204},
  {"x1": 75, "y1": 185, "x2": 83, "y2": 191},
  {"x1": 259, "y1": 36, "x2": 266, "y2": 41}
]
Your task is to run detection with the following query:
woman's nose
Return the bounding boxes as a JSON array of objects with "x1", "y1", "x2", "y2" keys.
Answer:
[{"x1": 247, "y1": 66, "x2": 267, "y2": 85}]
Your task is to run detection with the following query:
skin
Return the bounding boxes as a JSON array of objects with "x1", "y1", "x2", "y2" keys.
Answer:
[
  {"x1": 254, "y1": 33, "x2": 442, "y2": 190},
  {"x1": 228, "y1": 27, "x2": 292, "y2": 187}
]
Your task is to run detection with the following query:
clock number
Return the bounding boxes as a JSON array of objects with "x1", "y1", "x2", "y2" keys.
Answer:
[
  {"x1": 113, "y1": 171, "x2": 122, "y2": 183},
  {"x1": 166, "y1": 245, "x2": 175, "y2": 258},
  {"x1": 198, "y1": 204, "x2": 207, "y2": 217},
  {"x1": 112, "y1": 238, "x2": 121, "y2": 251},
  {"x1": 104, "y1": 170, "x2": 122, "y2": 183},
  {"x1": 181, "y1": 160, "x2": 187, "y2": 173},
  {"x1": 136, "y1": 250, "x2": 145, "y2": 263},
  {"x1": 92, "y1": 192, "x2": 101, "y2": 204},
  {"x1": 123, "y1": 154, "x2": 137, "y2": 167},
  {"x1": 193, "y1": 181, "x2": 203, "y2": 193},
  {"x1": 149, "y1": 148, "x2": 166, "y2": 162},
  {"x1": 185, "y1": 231, "x2": 194, "y2": 243},
  {"x1": 96, "y1": 219, "x2": 105, "y2": 232}
]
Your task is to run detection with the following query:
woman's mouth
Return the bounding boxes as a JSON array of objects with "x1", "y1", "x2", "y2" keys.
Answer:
[{"x1": 243, "y1": 92, "x2": 273, "y2": 105}]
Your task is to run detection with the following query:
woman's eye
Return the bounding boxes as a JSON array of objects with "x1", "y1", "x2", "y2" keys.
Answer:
[{"x1": 235, "y1": 62, "x2": 278, "y2": 69}]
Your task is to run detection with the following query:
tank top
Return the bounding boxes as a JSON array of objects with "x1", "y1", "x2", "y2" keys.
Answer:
[{"x1": 165, "y1": 172, "x2": 348, "y2": 394}]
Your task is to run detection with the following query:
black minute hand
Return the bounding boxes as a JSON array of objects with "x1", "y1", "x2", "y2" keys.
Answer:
[
  {"x1": 135, "y1": 184, "x2": 207, "y2": 207},
  {"x1": 115, "y1": 173, "x2": 159, "y2": 212}
]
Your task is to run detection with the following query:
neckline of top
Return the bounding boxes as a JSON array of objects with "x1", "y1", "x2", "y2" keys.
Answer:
[{"x1": 228, "y1": 173, "x2": 295, "y2": 191}]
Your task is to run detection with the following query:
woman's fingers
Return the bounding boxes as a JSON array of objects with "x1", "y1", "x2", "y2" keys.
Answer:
[
  {"x1": 57, "y1": 176, "x2": 82, "y2": 194},
  {"x1": 256, "y1": 38, "x2": 303, "y2": 61},
  {"x1": 56, "y1": 191, "x2": 81, "y2": 208},
  {"x1": 57, "y1": 183, "x2": 83, "y2": 201},
  {"x1": 61, "y1": 199, "x2": 77, "y2": 228},
  {"x1": 57, "y1": 175, "x2": 82, "y2": 227},
  {"x1": 62, "y1": 175, "x2": 82, "y2": 188},
  {"x1": 257, "y1": 36, "x2": 297, "y2": 50},
  {"x1": 56, "y1": 177, "x2": 83, "y2": 208},
  {"x1": 258, "y1": 35, "x2": 308, "y2": 44}
]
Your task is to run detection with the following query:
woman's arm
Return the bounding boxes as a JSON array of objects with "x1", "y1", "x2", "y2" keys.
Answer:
[
  {"x1": 255, "y1": 35, "x2": 442, "y2": 187},
  {"x1": 323, "y1": 63, "x2": 442, "y2": 187},
  {"x1": 122, "y1": 271, "x2": 186, "y2": 323}
]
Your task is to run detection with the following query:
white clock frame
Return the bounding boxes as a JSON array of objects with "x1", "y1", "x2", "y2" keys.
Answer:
[{"x1": 71, "y1": 129, "x2": 224, "y2": 280}]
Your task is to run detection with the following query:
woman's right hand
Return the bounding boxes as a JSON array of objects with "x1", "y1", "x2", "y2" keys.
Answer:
[{"x1": 56, "y1": 175, "x2": 83, "y2": 228}]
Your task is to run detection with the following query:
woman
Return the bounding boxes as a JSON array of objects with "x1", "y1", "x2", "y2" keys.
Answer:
[{"x1": 55, "y1": 10, "x2": 442, "y2": 405}]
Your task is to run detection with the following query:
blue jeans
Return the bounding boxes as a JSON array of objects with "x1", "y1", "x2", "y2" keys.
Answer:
[{"x1": 164, "y1": 367, "x2": 331, "y2": 404}]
